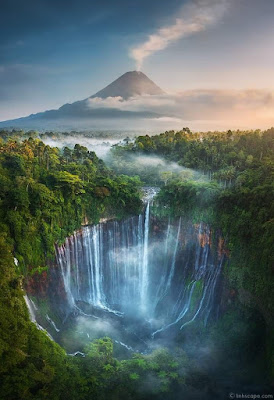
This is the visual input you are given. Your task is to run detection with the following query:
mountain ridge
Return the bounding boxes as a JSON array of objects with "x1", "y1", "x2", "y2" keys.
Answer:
[{"x1": 0, "y1": 71, "x2": 165, "y2": 129}]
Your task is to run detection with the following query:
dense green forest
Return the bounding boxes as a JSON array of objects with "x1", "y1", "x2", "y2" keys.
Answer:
[
  {"x1": 0, "y1": 136, "x2": 207, "y2": 400},
  {"x1": 111, "y1": 128, "x2": 274, "y2": 377},
  {"x1": 111, "y1": 129, "x2": 274, "y2": 303},
  {"x1": 0, "y1": 138, "x2": 142, "y2": 272},
  {"x1": 0, "y1": 129, "x2": 273, "y2": 399}
]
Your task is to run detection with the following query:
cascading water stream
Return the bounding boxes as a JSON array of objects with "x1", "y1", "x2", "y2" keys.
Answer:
[
  {"x1": 56, "y1": 188, "x2": 225, "y2": 340},
  {"x1": 24, "y1": 295, "x2": 54, "y2": 340},
  {"x1": 166, "y1": 218, "x2": 181, "y2": 290},
  {"x1": 140, "y1": 200, "x2": 150, "y2": 314}
]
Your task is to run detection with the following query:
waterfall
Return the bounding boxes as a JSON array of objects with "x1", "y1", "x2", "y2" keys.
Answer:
[
  {"x1": 166, "y1": 218, "x2": 181, "y2": 289},
  {"x1": 56, "y1": 196, "x2": 225, "y2": 335},
  {"x1": 24, "y1": 295, "x2": 54, "y2": 340},
  {"x1": 140, "y1": 201, "x2": 150, "y2": 314},
  {"x1": 24, "y1": 295, "x2": 37, "y2": 323}
]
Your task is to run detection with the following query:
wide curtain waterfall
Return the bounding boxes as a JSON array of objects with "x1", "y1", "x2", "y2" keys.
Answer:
[{"x1": 56, "y1": 200, "x2": 225, "y2": 336}]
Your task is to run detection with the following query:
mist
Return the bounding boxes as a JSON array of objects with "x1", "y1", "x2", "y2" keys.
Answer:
[
  {"x1": 106, "y1": 151, "x2": 209, "y2": 184},
  {"x1": 3, "y1": 87, "x2": 274, "y2": 133},
  {"x1": 41, "y1": 132, "x2": 209, "y2": 185},
  {"x1": 48, "y1": 211, "x2": 268, "y2": 399},
  {"x1": 86, "y1": 89, "x2": 274, "y2": 130},
  {"x1": 42, "y1": 135, "x2": 121, "y2": 159}
]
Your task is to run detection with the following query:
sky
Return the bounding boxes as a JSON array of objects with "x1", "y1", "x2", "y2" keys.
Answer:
[{"x1": 1, "y1": 0, "x2": 274, "y2": 124}]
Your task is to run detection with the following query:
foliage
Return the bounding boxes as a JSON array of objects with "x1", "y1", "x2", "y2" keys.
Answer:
[
  {"x1": 0, "y1": 138, "x2": 142, "y2": 273},
  {"x1": 111, "y1": 127, "x2": 274, "y2": 187},
  {"x1": 0, "y1": 128, "x2": 273, "y2": 397},
  {"x1": 116, "y1": 127, "x2": 274, "y2": 376},
  {"x1": 118, "y1": 128, "x2": 274, "y2": 312}
]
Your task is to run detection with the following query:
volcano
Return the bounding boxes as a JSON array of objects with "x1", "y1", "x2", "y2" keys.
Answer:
[
  {"x1": 92, "y1": 71, "x2": 164, "y2": 99},
  {"x1": 0, "y1": 71, "x2": 165, "y2": 130}
]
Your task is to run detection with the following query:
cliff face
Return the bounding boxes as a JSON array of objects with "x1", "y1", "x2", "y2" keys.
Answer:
[
  {"x1": 26, "y1": 215, "x2": 273, "y2": 336},
  {"x1": 25, "y1": 215, "x2": 228, "y2": 332},
  {"x1": 24, "y1": 213, "x2": 273, "y2": 380},
  {"x1": 25, "y1": 259, "x2": 69, "y2": 319}
]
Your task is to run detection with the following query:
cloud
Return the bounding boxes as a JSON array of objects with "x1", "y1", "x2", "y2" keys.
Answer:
[
  {"x1": 86, "y1": 89, "x2": 274, "y2": 128},
  {"x1": 130, "y1": 0, "x2": 229, "y2": 70},
  {"x1": 87, "y1": 94, "x2": 175, "y2": 112}
]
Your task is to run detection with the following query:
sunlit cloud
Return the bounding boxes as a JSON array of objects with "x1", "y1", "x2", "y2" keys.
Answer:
[
  {"x1": 86, "y1": 89, "x2": 274, "y2": 128},
  {"x1": 130, "y1": 0, "x2": 230, "y2": 70}
]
